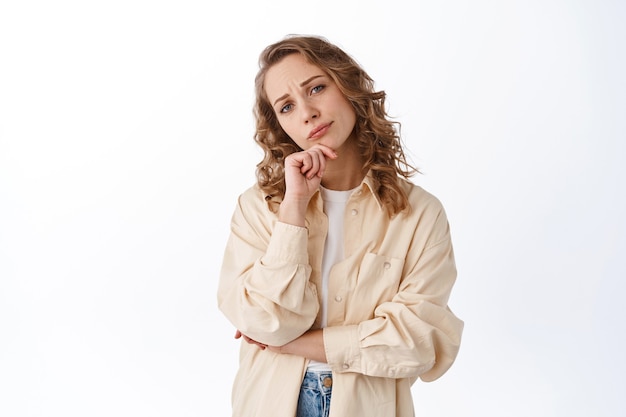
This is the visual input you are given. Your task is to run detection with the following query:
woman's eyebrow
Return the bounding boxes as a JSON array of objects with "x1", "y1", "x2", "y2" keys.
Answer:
[
  {"x1": 299, "y1": 74, "x2": 324, "y2": 87},
  {"x1": 273, "y1": 75, "x2": 325, "y2": 106}
]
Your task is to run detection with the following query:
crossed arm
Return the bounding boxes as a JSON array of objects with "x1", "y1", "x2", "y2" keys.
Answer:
[{"x1": 235, "y1": 328, "x2": 327, "y2": 363}]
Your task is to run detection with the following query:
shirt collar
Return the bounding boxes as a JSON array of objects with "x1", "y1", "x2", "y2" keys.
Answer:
[
  {"x1": 312, "y1": 170, "x2": 384, "y2": 212},
  {"x1": 361, "y1": 170, "x2": 385, "y2": 212}
]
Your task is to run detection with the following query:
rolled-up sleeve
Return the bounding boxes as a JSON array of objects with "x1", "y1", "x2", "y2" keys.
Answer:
[{"x1": 218, "y1": 190, "x2": 320, "y2": 346}]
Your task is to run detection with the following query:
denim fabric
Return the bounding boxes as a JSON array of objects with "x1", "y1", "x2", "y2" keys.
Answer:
[{"x1": 296, "y1": 370, "x2": 333, "y2": 417}]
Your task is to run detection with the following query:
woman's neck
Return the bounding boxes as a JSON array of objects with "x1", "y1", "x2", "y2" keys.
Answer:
[{"x1": 320, "y1": 140, "x2": 367, "y2": 191}]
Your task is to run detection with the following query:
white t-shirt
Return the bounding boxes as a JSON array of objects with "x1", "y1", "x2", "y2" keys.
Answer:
[{"x1": 307, "y1": 185, "x2": 356, "y2": 372}]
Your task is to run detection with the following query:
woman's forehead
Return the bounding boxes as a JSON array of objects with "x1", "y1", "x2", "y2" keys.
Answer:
[{"x1": 264, "y1": 54, "x2": 326, "y2": 100}]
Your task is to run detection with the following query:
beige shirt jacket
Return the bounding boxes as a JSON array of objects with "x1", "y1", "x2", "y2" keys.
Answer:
[{"x1": 218, "y1": 172, "x2": 464, "y2": 417}]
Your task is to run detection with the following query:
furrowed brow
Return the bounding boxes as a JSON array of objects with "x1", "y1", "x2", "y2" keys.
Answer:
[
  {"x1": 273, "y1": 94, "x2": 289, "y2": 107},
  {"x1": 299, "y1": 75, "x2": 324, "y2": 87},
  {"x1": 272, "y1": 75, "x2": 325, "y2": 107}
]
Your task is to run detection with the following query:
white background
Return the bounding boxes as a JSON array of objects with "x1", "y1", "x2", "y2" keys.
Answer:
[{"x1": 1, "y1": 0, "x2": 624, "y2": 416}]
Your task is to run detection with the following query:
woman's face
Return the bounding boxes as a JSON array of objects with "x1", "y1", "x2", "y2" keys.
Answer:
[{"x1": 264, "y1": 53, "x2": 357, "y2": 152}]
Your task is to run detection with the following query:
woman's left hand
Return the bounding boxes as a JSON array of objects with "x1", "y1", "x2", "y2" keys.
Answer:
[{"x1": 234, "y1": 330, "x2": 268, "y2": 350}]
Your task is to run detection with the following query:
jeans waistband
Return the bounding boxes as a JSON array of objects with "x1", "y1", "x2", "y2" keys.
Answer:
[{"x1": 301, "y1": 370, "x2": 333, "y2": 394}]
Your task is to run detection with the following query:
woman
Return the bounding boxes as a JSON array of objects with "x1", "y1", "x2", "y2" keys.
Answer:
[{"x1": 218, "y1": 35, "x2": 463, "y2": 417}]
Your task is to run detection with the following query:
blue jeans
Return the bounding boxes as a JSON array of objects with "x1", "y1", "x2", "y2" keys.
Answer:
[{"x1": 296, "y1": 370, "x2": 333, "y2": 417}]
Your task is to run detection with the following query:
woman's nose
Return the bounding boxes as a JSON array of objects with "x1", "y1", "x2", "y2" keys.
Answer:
[{"x1": 302, "y1": 103, "x2": 319, "y2": 124}]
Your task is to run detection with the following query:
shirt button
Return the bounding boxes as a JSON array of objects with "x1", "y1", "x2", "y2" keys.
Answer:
[
  {"x1": 383, "y1": 262, "x2": 391, "y2": 270},
  {"x1": 351, "y1": 209, "x2": 358, "y2": 216},
  {"x1": 342, "y1": 363, "x2": 350, "y2": 369},
  {"x1": 334, "y1": 295, "x2": 343, "y2": 302}
]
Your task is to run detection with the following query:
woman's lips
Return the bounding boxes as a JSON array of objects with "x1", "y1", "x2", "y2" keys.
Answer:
[{"x1": 308, "y1": 123, "x2": 331, "y2": 140}]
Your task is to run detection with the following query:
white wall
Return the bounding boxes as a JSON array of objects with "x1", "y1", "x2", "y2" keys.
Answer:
[{"x1": 1, "y1": 1, "x2": 624, "y2": 415}]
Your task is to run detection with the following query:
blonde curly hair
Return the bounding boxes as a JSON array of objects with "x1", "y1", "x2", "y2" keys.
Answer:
[{"x1": 254, "y1": 35, "x2": 417, "y2": 216}]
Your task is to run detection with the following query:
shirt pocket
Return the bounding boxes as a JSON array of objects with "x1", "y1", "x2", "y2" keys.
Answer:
[{"x1": 351, "y1": 253, "x2": 404, "y2": 314}]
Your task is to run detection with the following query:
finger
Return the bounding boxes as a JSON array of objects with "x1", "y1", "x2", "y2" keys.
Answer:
[
  {"x1": 305, "y1": 151, "x2": 321, "y2": 179},
  {"x1": 307, "y1": 147, "x2": 326, "y2": 178},
  {"x1": 311, "y1": 144, "x2": 338, "y2": 160},
  {"x1": 297, "y1": 153, "x2": 321, "y2": 180},
  {"x1": 314, "y1": 148, "x2": 328, "y2": 177},
  {"x1": 285, "y1": 152, "x2": 311, "y2": 176},
  {"x1": 298, "y1": 153, "x2": 313, "y2": 175},
  {"x1": 234, "y1": 330, "x2": 242, "y2": 339},
  {"x1": 243, "y1": 335, "x2": 267, "y2": 350}
]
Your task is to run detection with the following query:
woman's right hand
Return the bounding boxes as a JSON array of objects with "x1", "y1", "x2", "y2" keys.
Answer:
[
  {"x1": 284, "y1": 144, "x2": 337, "y2": 200},
  {"x1": 279, "y1": 144, "x2": 336, "y2": 226}
]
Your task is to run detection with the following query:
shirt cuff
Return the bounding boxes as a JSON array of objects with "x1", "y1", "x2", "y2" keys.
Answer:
[
  {"x1": 264, "y1": 221, "x2": 309, "y2": 265},
  {"x1": 323, "y1": 325, "x2": 360, "y2": 373}
]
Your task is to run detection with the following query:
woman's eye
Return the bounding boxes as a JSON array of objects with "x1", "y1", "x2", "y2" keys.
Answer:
[
  {"x1": 311, "y1": 85, "x2": 325, "y2": 94},
  {"x1": 280, "y1": 103, "x2": 293, "y2": 113}
]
